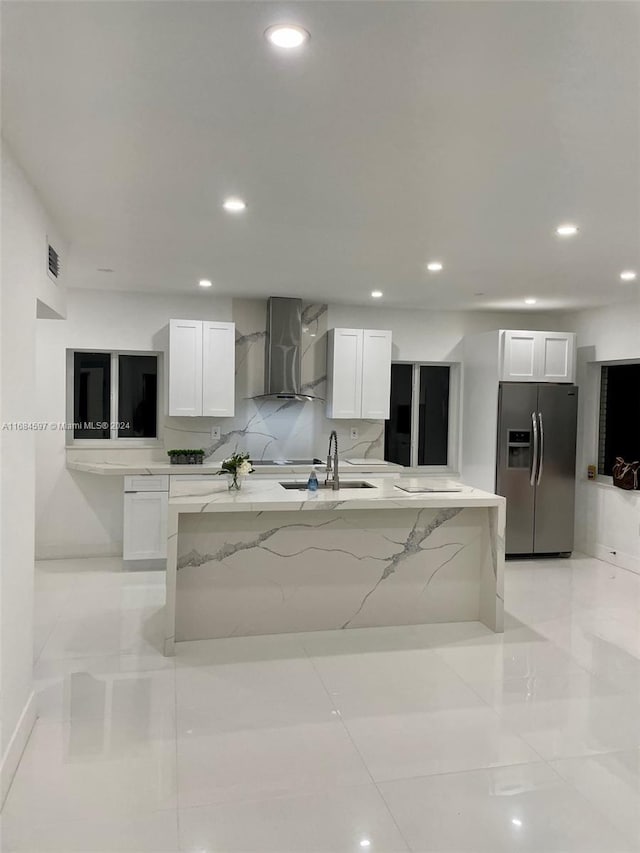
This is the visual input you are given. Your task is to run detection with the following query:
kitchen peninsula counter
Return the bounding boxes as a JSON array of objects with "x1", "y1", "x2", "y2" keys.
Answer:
[{"x1": 164, "y1": 477, "x2": 505, "y2": 653}]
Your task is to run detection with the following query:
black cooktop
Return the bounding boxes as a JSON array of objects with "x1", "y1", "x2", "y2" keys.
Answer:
[{"x1": 252, "y1": 458, "x2": 323, "y2": 466}]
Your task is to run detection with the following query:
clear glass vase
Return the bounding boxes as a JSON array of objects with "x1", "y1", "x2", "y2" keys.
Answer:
[{"x1": 227, "y1": 472, "x2": 241, "y2": 491}]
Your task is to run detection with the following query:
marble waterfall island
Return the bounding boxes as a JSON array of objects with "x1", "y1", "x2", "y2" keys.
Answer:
[{"x1": 163, "y1": 479, "x2": 505, "y2": 653}]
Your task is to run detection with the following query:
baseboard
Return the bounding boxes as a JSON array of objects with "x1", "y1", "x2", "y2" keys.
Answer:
[
  {"x1": 35, "y1": 542, "x2": 121, "y2": 560},
  {"x1": 1, "y1": 691, "x2": 36, "y2": 807},
  {"x1": 122, "y1": 558, "x2": 167, "y2": 571},
  {"x1": 583, "y1": 542, "x2": 640, "y2": 577}
]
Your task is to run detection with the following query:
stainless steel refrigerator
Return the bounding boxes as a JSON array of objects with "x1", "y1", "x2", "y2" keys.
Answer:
[{"x1": 496, "y1": 383, "x2": 578, "y2": 556}]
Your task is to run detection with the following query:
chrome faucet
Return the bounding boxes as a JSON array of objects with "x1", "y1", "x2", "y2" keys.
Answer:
[{"x1": 326, "y1": 430, "x2": 340, "y2": 491}]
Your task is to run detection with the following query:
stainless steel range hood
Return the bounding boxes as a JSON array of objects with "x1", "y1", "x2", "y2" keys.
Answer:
[{"x1": 253, "y1": 297, "x2": 323, "y2": 402}]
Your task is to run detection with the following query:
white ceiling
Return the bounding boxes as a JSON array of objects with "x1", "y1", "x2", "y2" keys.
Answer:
[{"x1": 3, "y1": 1, "x2": 640, "y2": 311}]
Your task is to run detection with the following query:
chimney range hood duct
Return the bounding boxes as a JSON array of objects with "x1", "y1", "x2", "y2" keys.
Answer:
[{"x1": 253, "y1": 297, "x2": 323, "y2": 402}]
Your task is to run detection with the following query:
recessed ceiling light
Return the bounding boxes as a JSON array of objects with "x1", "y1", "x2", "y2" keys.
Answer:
[
  {"x1": 265, "y1": 24, "x2": 310, "y2": 49},
  {"x1": 620, "y1": 270, "x2": 637, "y2": 281},
  {"x1": 371, "y1": 290, "x2": 383, "y2": 299},
  {"x1": 222, "y1": 197, "x2": 247, "y2": 213},
  {"x1": 556, "y1": 224, "x2": 579, "y2": 237},
  {"x1": 427, "y1": 261, "x2": 443, "y2": 272},
  {"x1": 524, "y1": 297, "x2": 537, "y2": 305},
  {"x1": 199, "y1": 279, "x2": 212, "y2": 288},
  {"x1": 359, "y1": 841, "x2": 372, "y2": 849}
]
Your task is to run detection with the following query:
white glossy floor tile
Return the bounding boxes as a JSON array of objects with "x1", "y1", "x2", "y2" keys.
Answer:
[
  {"x1": 496, "y1": 693, "x2": 640, "y2": 761},
  {"x1": 311, "y1": 647, "x2": 486, "y2": 717},
  {"x1": 38, "y1": 606, "x2": 166, "y2": 660},
  {"x1": 436, "y1": 635, "x2": 585, "y2": 684},
  {"x1": 176, "y1": 656, "x2": 336, "y2": 729},
  {"x1": 1, "y1": 809, "x2": 179, "y2": 853},
  {"x1": 343, "y1": 705, "x2": 541, "y2": 781},
  {"x1": 178, "y1": 785, "x2": 409, "y2": 852},
  {"x1": 3, "y1": 714, "x2": 177, "y2": 824},
  {"x1": 462, "y1": 668, "x2": 619, "y2": 709},
  {"x1": 550, "y1": 749, "x2": 640, "y2": 846},
  {"x1": 176, "y1": 719, "x2": 371, "y2": 808},
  {"x1": 176, "y1": 632, "x2": 307, "y2": 665},
  {"x1": 35, "y1": 655, "x2": 176, "y2": 722},
  {"x1": 378, "y1": 762, "x2": 634, "y2": 852}
]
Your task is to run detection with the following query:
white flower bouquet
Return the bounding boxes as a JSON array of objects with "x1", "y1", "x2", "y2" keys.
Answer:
[{"x1": 217, "y1": 452, "x2": 254, "y2": 490}]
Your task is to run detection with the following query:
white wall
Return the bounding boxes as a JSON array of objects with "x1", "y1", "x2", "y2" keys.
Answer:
[
  {"x1": 565, "y1": 301, "x2": 640, "y2": 574},
  {"x1": 1, "y1": 144, "x2": 66, "y2": 799},
  {"x1": 35, "y1": 289, "x2": 232, "y2": 559}
]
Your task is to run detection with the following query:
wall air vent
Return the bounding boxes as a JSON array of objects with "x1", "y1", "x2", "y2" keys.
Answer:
[{"x1": 47, "y1": 241, "x2": 60, "y2": 281}]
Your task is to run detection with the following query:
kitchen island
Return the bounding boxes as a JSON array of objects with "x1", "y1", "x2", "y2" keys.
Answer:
[{"x1": 163, "y1": 477, "x2": 505, "y2": 654}]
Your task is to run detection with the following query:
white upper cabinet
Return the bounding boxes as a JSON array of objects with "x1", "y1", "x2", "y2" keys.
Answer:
[
  {"x1": 169, "y1": 320, "x2": 203, "y2": 416},
  {"x1": 326, "y1": 328, "x2": 363, "y2": 418},
  {"x1": 361, "y1": 329, "x2": 393, "y2": 418},
  {"x1": 538, "y1": 332, "x2": 575, "y2": 382},
  {"x1": 202, "y1": 322, "x2": 236, "y2": 417},
  {"x1": 326, "y1": 328, "x2": 392, "y2": 419},
  {"x1": 169, "y1": 319, "x2": 235, "y2": 417},
  {"x1": 500, "y1": 330, "x2": 576, "y2": 383}
]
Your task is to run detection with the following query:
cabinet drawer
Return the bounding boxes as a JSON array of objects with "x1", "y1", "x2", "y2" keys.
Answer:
[{"x1": 124, "y1": 475, "x2": 169, "y2": 493}]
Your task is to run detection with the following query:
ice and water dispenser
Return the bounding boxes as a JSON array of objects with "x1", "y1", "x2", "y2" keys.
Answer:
[{"x1": 507, "y1": 429, "x2": 531, "y2": 469}]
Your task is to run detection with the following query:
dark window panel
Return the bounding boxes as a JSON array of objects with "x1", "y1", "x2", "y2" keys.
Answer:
[
  {"x1": 600, "y1": 364, "x2": 640, "y2": 476},
  {"x1": 73, "y1": 352, "x2": 111, "y2": 439},
  {"x1": 418, "y1": 366, "x2": 450, "y2": 466},
  {"x1": 118, "y1": 355, "x2": 158, "y2": 438},
  {"x1": 384, "y1": 364, "x2": 413, "y2": 466}
]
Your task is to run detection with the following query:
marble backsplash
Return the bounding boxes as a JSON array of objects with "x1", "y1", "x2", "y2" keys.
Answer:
[{"x1": 164, "y1": 298, "x2": 385, "y2": 462}]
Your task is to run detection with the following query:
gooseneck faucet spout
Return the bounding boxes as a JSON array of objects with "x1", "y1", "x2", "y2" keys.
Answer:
[{"x1": 326, "y1": 430, "x2": 339, "y2": 491}]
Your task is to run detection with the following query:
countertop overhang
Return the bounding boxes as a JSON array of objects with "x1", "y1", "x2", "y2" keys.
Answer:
[{"x1": 170, "y1": 477, "x2": 504, "y2": 515}]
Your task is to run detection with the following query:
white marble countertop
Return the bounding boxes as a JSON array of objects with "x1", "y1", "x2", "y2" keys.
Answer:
[
  {"x1": 169, "y1": 476, "x2": 504, "y2": 514},
  {"x1": 66, "y1": 458, "x2": 403, "y2": 476}
]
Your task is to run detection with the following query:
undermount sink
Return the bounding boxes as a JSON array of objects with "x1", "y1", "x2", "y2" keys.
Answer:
[{"x1": 279, "y1": 481, "x2": 376, "y2": 491}]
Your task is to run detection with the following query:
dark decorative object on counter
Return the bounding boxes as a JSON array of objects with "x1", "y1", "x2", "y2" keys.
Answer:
[
  {"x1": 167, "y1": 449, "x2": 205, "y2": 465},
  {"x1": 612, "y1": 456, "x2": 640, "y2": 490}
]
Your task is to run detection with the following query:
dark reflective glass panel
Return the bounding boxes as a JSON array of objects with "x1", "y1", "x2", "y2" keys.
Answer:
[
  {"x1": 418, "y1": 366, "x2": 450, "y2": 465},
  {"x1": 118, "y1": 355, "x2": 158, "y2": 438},
  {"x1": 73, "y1": 352, "x2": 111, "y2": 438},
  {"x1": 600, "y1": 364, "x2": 640, "y2": 476},
  {"x1": 384, "y1": 364, "x2": 413, "y2": 466}
]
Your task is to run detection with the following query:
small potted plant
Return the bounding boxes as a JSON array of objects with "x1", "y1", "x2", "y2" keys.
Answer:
[
  {"x1": 167, "y1": 449, "x2": 205, "y2": 465},
  {"x1": 217, "y1": 451, "x2": 254, "y2": 490}
]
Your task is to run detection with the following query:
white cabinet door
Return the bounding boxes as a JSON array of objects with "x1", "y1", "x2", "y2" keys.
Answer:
[
  {"x1": 361, "y1": 329, "x2": 392, "y2": 419},
  {"x1": 538, "y1": 332, "x2": 575, "y2": 383},
  {"x1": 326, "y1": 329, "x2": 364, "y2": 418},
  {"x1": 123, "y1": 491, "x2": 168, "y2": 560},
  {"x1": 169, "y1": 319, "x2": 203, "y2": 416},
  {"x1": 501, "y1": 331, "x2": 538, "y2": 381},
  {"x1": 202, "y1": 322, "x2": 236, "y2": 417}
]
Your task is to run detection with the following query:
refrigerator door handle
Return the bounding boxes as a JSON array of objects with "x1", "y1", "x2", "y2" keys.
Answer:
[
  {"x1": 530, "y1": 411, "x2": 539, "y2": 487},
  {"x1": 536, "y1": 411, "x2": 544, "y2": 485}
]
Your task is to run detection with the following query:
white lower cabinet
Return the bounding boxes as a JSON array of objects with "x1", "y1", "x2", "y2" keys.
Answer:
[{"x1": 123, "y1": 476, "x2": 168, "y2": 563}]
